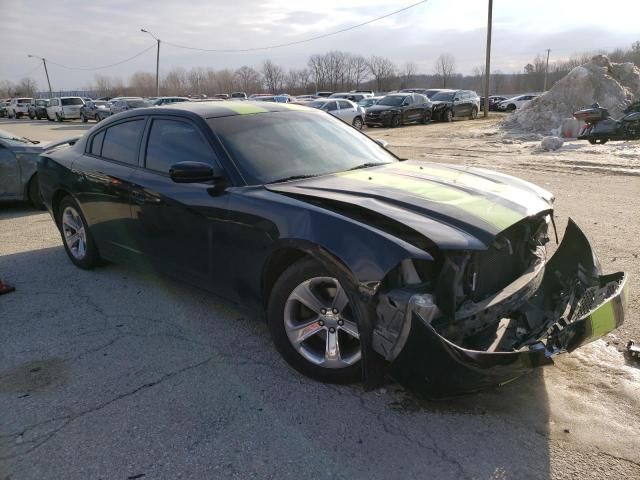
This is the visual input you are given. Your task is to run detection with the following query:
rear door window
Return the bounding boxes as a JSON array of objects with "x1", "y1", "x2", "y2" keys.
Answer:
[
  {"x1": 101, "y1": 119, "x2": 145, "y2": 165},
  {"x1": 338, "y1": 101, "x2": 352, "y2": 110},
  {"x1": 145, "y1": 119, "x2": 215, "y2": 174}
]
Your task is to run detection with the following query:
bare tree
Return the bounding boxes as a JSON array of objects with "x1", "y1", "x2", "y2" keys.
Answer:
[
  {"x1": 367, "y1": 55, "x2": 396, "y2": 92},
  {"x1": 399, "y1": 62, "x2": 417, "y2": 89},
  {"x1": 234, "y1": 65, "x2": 262, "y2": 93},
  {"x1": 93, "y1": 74, "x2": 124, "y2": 97},
  {"x1": 0, "y1": 80, "x2": 14, "y2": 98},
  {"x1": 348, "y1": 55, "x2": 369, "y2": 89},
  {"x1": 129, "y1": 71, "x2": 156, "y2": 97},
  {"x1": 434, "y1": 54, "x2": 456, "y2": 88},
  {"x1": 16, "y1": 77, "x2": 37, "y2": 97},
  {"x1": 262, "y1": 60, "x2": 284, "y2": 93},
  {"x1": 162, "y1": 67, "x2": 188, "y2": 95}
]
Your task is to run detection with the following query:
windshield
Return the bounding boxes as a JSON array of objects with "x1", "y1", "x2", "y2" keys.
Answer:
[
  {"x1": 126, "y1": 100, "x2": 148, "y2": 108},
  {"x1": 377, "y1": 96, "x2": 406, "y2": 106},
  {"x1": 358, "y1": 98, "x2": 378, "y2": 107},
  {"x1": 209, "y1": 111, "x2": 396, "y2": 185},
  {"x1": 307, "y1": 101, "x2": 327, "y2": 109},
  {"x1": 94, "y1": 101, "x2": 107, "y2": 106},
  {"x1": 431, "y1": 92, "x2": 455, "y2": 101},
  {"x1": 35, "y1": 100, "x2": 48, "y2": 106},
  {"x1": 61, "y1": 98, "x2": 84, "y2": 106}
]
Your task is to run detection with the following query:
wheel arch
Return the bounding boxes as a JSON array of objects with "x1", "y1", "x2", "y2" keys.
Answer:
[{"x1": 51, "y1": 187, "x2": 76, "y2": 223}]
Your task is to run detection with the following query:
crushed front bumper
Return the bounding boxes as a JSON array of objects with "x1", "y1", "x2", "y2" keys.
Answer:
[{"x1": 378, "y1": 219, "x2": 627, "y2": 396}]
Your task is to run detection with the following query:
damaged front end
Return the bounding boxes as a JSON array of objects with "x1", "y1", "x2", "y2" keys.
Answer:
[{"x1": 372, "y1": 218, "x2": 627, "y2": 396}]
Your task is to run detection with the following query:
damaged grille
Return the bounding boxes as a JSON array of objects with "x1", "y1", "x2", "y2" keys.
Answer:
[{"x1": 467, "y1": 216, "x2": 548, "y2": 302}]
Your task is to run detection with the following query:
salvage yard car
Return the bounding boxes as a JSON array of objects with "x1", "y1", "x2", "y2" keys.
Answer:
[
  {"x1": 28, "y1": 99, "x2": 49, "y2": 120},
  {"x1": 430, "y1": 89, "x2": 480, "y2": 122},
  {"x1": 46, "y1": 97, "x2": 85, "y2": 122},
  {"x1": 0, "y1": 129, "x2": 44, "y2": 207},
  {"x1": 365, "y1": 93, "x2": 432, "y2": 127},
  {"x1": 307, "y1": 98, "x2": 365, "y2": 129},
  {"x1": 37, "y1": 101, "x2": 627, "y2": 395}
]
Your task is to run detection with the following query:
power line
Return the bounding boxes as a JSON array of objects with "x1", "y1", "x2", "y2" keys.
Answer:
[
  {"x1": 162, "y1": 0, "x2": 430, "y2": 53},
  {"x1": 16, "y1": 62, "x2": 43, "y2": 79},
  {"x1": 45, "y1": 44, "x2": 156, "y2": 71}
]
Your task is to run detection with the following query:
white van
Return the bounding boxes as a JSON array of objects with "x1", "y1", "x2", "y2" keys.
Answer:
[{"x1": 46, "y1": 97, "x2": 85, "y2": 121}]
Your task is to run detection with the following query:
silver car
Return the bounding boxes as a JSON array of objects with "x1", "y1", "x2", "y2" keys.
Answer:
[
  {"x1": 307, "y1": 98, "x2": 365, "y2": 130},
  {"x1": 0, "y1": 129, "x2": 44, "y2": 207}
]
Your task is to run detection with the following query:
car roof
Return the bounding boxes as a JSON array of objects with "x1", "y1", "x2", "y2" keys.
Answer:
[{"x1": 105, "y1": 101, "x2": 313, "y2": 121}]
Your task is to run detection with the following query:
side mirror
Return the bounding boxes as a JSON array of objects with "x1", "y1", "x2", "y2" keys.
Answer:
[
  {"x1": 453, "y1": 97, "x2": 460, "y2": 102},
  {"x1": 374, "y1": 139, "x2": 389, "y2": 149},
  {"x1": 169, "y1": 161, "x2": 220, "y2": 183}
]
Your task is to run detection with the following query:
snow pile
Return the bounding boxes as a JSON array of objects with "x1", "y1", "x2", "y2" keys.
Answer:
[
  {"x1": 504, "y1": 55, "x2": 640, "y2": 133},
  {"x1": 539, "y1": 136, "x2": 564, "y2": 151}
]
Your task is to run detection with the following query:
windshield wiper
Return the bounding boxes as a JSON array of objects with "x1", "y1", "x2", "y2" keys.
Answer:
[
  {"x1": 268, "y1": 174, "x2": 319, "y2": 184},
  {"x1": 347, "y1": 162, "x2": 388, "y2": 171}
]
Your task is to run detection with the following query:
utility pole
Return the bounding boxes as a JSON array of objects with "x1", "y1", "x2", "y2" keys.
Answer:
[
  {"x1": 543, "y1": 48, "x2": 551, "y2": 91},
  {"x1": 27, "y1": 54, "x2": 53, "y2": 98},
  {"x1": 483, "y1": 0, "x2": 493, "y2": 118},
  {"x1": 141, "y1": 28, "x2": 160, "y2": 96}
]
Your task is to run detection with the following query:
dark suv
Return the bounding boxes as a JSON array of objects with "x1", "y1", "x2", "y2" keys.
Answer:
[
  {"x1": 431, "y1": 90, "x2": 480, "y2": 122},
  {"x1": 28, "y1": 99, "x2": 49, "y2": 120},
  {"x1": 364, "y1": 93, "x2": 432, "y2": 128}
]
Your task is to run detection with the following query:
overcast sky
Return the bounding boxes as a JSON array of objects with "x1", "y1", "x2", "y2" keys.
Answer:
[{"x1": 1, "y1": 0, "x2": 638, "y2": 90}]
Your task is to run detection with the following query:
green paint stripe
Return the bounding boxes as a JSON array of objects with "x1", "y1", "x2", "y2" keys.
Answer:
[
  {"x1": 390, "y1": 163, "x2": 549, "y2": 212},
  {"x1": 223, "y1": 103, "x2": 269, "y2": 115},
  {"x1": 590, "y1": 301, "x2": 616, "y2": 338},
  {"x1": 277, "y1": 103, "x2": 310, "y2": 111},
  {"x1": 337, "y1": 170, "x2": 524, "y2": 231}
]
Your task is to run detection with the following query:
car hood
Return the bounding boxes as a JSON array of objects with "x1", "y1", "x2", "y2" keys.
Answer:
[
  {"x1": 366, "y1": 105, "x2": 400, "y2": 113},
  {"x1": 266, "y1": 160, "x2": 554, "y2": 251}
]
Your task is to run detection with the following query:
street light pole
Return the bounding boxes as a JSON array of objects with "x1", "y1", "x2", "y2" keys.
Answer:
[
  {"x1": 543, "y1": 48, "x2": 551, "y2": 91},
  {"x1": 27, "y1": 54, "x2": 53, "y2": 98},
  {"x1": 483, "y1": 0, "x2": 493, "y2": 118},
  {"x1": 141, "y1": 28, "x2": 160, "y2": 96}
]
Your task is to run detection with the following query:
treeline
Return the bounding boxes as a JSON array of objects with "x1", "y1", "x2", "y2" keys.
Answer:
[{"x1": 2, "y1": 41, "x2": 638, "y2": 98}]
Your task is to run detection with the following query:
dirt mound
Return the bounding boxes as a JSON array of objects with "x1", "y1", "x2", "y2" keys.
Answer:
[{"x1": 504, "y1": 55, "x2": 640, "y2": 133}]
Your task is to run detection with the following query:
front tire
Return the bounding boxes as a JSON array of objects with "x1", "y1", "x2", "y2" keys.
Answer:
[
  {"x1": 267, "y1": 258, "x2": 361, "y2": 384},
  {"x1": 390, "y1": 115, "x2": 401, "y2": 128},
  {"x1": 506, "y1": 104, "x2": 516, "y2": 112},
  {"x1": 56, "y1": 113, "x2": 62, "y2": 122},
  {"x1": 57, "y1": 196, "x2": 100, "y2": 269},
  {"x1": 444, "y1": 109, "x2": 453, "y2": 122},
  {"x1": 81, "y1": 113, "x2": 87, "y2": 123},
  {"x1": 470, "y1": 107, "x2": 478, "y2": 120}
]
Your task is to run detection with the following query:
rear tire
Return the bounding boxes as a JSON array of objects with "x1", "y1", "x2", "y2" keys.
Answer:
[
  {"x1": 352, "y1": 116, "x2": 363, "y2": 130},
  {"x1": 81, "y1": 113, "x2": 87, "y2": 123},
  {"x1": 421, "y1": 110, "x2": 431, "y2": 124},
  {"x1": 391, "y1": 115, "x2": 401, "y2": 128},
  {"x1": 470, "y1": 107, "x2": 478, "y2": 120},
  {"x1": 57, "y1": 196, "x2": 100, "y2": 269},
  {"x1": 56, "y1": 113, "x2": 62, "y2": 122},
  {"x1": 506, "y1": 104, "x2": 516, "y2": 112},
  {"x1": 29, "y1": 112, "x2": 35, "y2": 120},
  {"x1": 267, "y1": 258, "x2": 362, "y2": 384}
]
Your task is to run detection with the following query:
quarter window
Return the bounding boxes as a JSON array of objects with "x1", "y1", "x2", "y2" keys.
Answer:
[
  {"x1": 145, "y1": 119, "x2": 214, "y2": 173},
  {"x1": 90, "y1": 130, "x2": 105, "y2": 156},
  {"x1": 101, "y1": 119, "x2": 145, "y2": 165}
]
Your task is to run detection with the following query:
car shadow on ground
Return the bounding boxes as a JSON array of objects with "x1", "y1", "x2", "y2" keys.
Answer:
[
  {"x1": 0, "y1": 245, "x2": 551, "y2": 479},
  {"x1": 0, "y1": 203, "x2": 42, "y2": 220}
]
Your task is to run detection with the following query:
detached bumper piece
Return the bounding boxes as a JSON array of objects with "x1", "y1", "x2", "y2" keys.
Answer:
[{"x1": 379, "y1": 219, "x2": 627, "y2": 397}]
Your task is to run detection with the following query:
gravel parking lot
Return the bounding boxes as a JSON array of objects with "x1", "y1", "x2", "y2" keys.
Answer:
[{"x1": 1, "y1": 116, "x2": 639, "y2": 479}]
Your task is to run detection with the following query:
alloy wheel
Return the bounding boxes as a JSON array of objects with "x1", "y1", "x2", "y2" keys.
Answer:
[
  {"x1": 62, "y1": 206, "x2": 87, "y2": 260},
  {"x1": 283, "y1": 276, "x2": 361, "y2": 369}
]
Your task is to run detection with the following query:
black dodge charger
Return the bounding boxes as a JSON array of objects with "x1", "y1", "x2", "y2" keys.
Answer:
[{"x1": 38, "y1": 101, "x2": 627, "y2": 395}]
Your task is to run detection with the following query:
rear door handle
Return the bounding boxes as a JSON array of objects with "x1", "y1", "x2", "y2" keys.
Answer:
[{"x1": 131, "y1": 190, "x2": 145, "y2": 205}]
